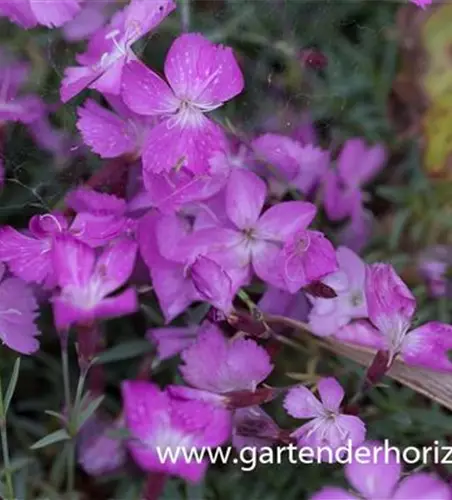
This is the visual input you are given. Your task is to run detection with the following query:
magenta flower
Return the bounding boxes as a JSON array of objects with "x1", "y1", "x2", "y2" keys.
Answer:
[
  {"x1": 51, "y1": 234, "x2": 138, "y2": 330},
  {"x1": 252, "y1": 133, "x2": 330, "y2": 196},
  {"x1": 0, "y1": 213, "x2": 70, "y2": 287},
  {"x1": 177, "y1": 169, "x2": 317, "y2": 288},
  {"x1": 365, "y1": 263, "x2": 452, "y2": 371},
  {"x1": 128, "y1": 152, "x2": 230, "y2": 214},
  {"x1": 418, "y1": 246, "x2": 450, "y2": 298},
  {"x1": 308, "y1": 246, "x2": 368, "y2": 336},
  {"x1": 0, "y1": 56, "x2": 43, "y2": 125},
  {"x1": 147, "y1": 321, "x2": 215, "y2": 360},
  {"x1": 170, "y1": 325, "x2": 273, "y2": 407},
  {"x1": 139, "y1": 211, "x2": 247, "y2": 321},
  {"x1": 188, "y1": 255, "x2": 235, "y2": 314},
  {"x1": 323, "y1": 139, "x2": 386, "y2": 250},
  {"x1": 60, "y1": 0, "x2": 175, "y2": 102},
  {"x1": 0, "y1": 195, "x2": 131, "y2": 288},
  {"x1": 66, "y1": 187, "x2": 133, "y2": 247},
  {"x1": 0, "y1": 263, "x2": 40, "y2": 354},
  {"x1": 280, "y1": 230, "x2": 337, "y2": 293},
  {"x1": 258, "y1": 285, "x2": 310, "y2": 322},
  {"x1": 122, "y1": 381, "x2": 231, "y2": 482},
  {"x1": 0, "y1": 0, "x2": 81, "y2": 28},
  {"x1": 121, "y1": 32, "x2": 244, "y2": 177},
  {"x1": 323, "y1": 139, "x2": 386, "y2": 217},
  {"x1": 138, "y1": 211, "x2": 202, "y2": 322},
  {"x1": 76, "y1": 95, "x2": 153, "y2": 159},
  {"x1": 311, "y1": 441, "x2": 450, "y2": 500},
  {"x1": 63, "y1": 1, "x2": 112, "y2": 42},
  {"x1": 411, "y1": 0, "x2": 432, "y2": 8},
  {"x1": 77, "y1": 413, "x2": 126, "y2": 476},
  {"x1": 284, "y1": 377, "x2": 366, "y2": 459}
]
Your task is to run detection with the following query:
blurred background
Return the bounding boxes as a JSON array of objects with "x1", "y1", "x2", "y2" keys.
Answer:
[{"x1": 1, "y1": 1, "x2": 452, "y2": 499}]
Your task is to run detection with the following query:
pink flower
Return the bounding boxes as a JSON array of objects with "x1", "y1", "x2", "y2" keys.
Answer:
[
  {"x1": 66, "y1": 187, "x2": 133, "y2": 247},
  {"x1": 411, "y1": 0, "x2": 432, "y2": 9},
  {"x1": 60, "y1": 0, "x2": 175, "y2": 102},
  {"x1": 365, "y1": 263, "x2": 452, "y2": 371},
  {"x1": 0, "y1": 56, "x2": 43, "y2": 125},
  {"x1": 258, "y1": 285, "x2": 310, "y2": 322},
  {"x1": 311, "y1": 441, "x2": 450, "y2": 500},
  {"x1": 129, "y1": 151, "x2": 230, "y2": 214},
  {"x1": 121, "y1": 33, "x2": 244, "y2": 177},
  {"x1": 418, "y1": 246, "x2": 450, "y2": 298},
  {"x1": 176, "y1": 169, "x2": 317, "y2": 288},
  {"x1": 138, "y1": 211, "x2": 202, "y2": 322},
  {"x1": 308, "y1": 247, "x2": 368, "y2": 336},
  {"x1": 188, "y1": 255, "x2": 234, "y2": 314},
  {"x1": 0, "y1": 0, "x2": 81, "y2": 28},
  {"x1": 63, "y1": 1, "x2": 113, "y2": 42},
  {"x1": 284, "y1": 377, "x2": 366, "y2": 459},
  {"x1": 280, "y1": 230, "x2": 337, "y2": 293},
  {"x1": 146, "y1": 321, "x2": 213, "y2": 360},
  {"x1": 77, "y1": 413, "x2": 126, "y2": 476},
  {"x1": 122, "y1": 381, "x2": 231, "y2": 482},
  {"x1": 0, "y1": 213, "x2": 70, "y2": 287},
  {"x1": 323, "y1": 139, "x2": 386, "y2": 249},
  {"x1": 252, "y1": 133, "x2": 330, "y2": 196},
  {"x1": 0, "y1": 263, "x2": 40, "y2": 354},
  {"x1": 76, "y1": 95, "x2": 153, "y2": 159},
  {"x1": 51, "y1": 234, "x2": 138, "y2": 330},
  {"x1": 170, "y1": 325, "x2": 273, "y2": 407}
]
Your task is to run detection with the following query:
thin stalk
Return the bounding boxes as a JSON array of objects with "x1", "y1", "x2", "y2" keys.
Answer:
[
  {"x1": 61, "y1": 343, "x2": 71, "y2": 414},
  {"x1": 180, "y1": 0, "x2": 190, "y2": 32},
  {"x1": 61, "y1": 342, "x2": 74, "y2": 495},
  {"x1": 0, "y1": 375, "x2": 14, "y2": 500}
]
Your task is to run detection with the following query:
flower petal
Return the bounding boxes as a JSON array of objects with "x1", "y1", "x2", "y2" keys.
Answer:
[
  {"x1": 365, "y1": 263, "x2": 416, "y2": 337},
  {"x1": 0, "y1": 277, "x2": 40, "y2": 354},
  {"x1": 94, "y1": 238, "x2": 137, "y2": 295},
  {"x1": 142, "y1": 116, "x2": 227, "y2": 175},
  {"x1": 393, "y1": 473, "x2": 451, "y2": 500},
  {"x1": 164, "y1": 33, "x2": 244, "y2": 106},
  {"x1": 226, "y1": 169, "x2": 266, "y2": 230},
  {"x1": 29, "y1": 0, "x2": 81, "y2": 27},
  {"x1": 256, "y1": 201, "x2": 317, "y2": 242},
  {"x1": 52, "y1": 234, "x2": 95, "y2": 288},
  {"x1": 283, "y1": 385, "x2": 324, "y2": 419},
  {"x1": 346, "y1": 441, "x2": 401, "y2": 499},
  {"x1": 317, "y1": 377, "x2": 344, "y2": 412},
  {"x1": 76, "y1": 99, "x2": 138, "y2": 158},
  {"x1": 0, "y1": 226, "x2": 52, "y2": 285},
  {"x1": 310, "y1": 487, "x2": 357, "y2": 500},
  {"x1": 121, "y1": 61, "x2": 178, "y2": 116},
  {"x1": 401, "y1": 322, "x2": 452, "y2": 372}
]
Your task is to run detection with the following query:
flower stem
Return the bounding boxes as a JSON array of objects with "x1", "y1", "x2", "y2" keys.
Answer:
[
  {"x1": 0, "y1": 375, "x2": 14, "y2": 500},
  {"x1": 180, "y1": 0, "x2": 190, "y2": 32},
  {"x1": 61, "y1": 342, "x2": 75, "y2": 495},
  {"x1": 61, "y1": 343, "x2": 71, "y2": 414}
]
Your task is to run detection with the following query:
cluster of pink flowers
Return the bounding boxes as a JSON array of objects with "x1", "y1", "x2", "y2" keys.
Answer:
[{"x1": 0, "y1": 0, "x2": 447, "y2": 497}]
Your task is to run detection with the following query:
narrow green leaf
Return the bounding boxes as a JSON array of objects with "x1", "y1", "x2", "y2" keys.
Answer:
[
  {"x1": 4, "y1": 357, "x2": 21, "y2": 413},
  {"x1": 44, "y1": 410, "x2": 67, "y2": 424},
  {"x1": 30, "y1": 429, "x2": 70, "y2": 450},
  {"x1": 95, "y1": 340, "x2": 154, "y2": 364},
  {"x1": 76, "y1": 395, "x2": 104, "y2": 431}
]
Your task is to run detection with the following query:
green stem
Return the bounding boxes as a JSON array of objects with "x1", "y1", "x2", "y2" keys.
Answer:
[
  {"x1": 61, "y1": 343, "x2": 74, "y2": 495},
  {"x1": 237, "y1": 289, "x2": 257, "y2": 313},
  {"x1": 180, "y1": 0, "x2": 190, "y2": 32},
  {"x1": 0, "y1": 376, "x2": 14, "y2": 500},
  {"x1": 66, "y1": 441, "x2": 75, "y2": 496},
  {"x1": 61, "y1": 343, "x2": 71, "y2": 414}
]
